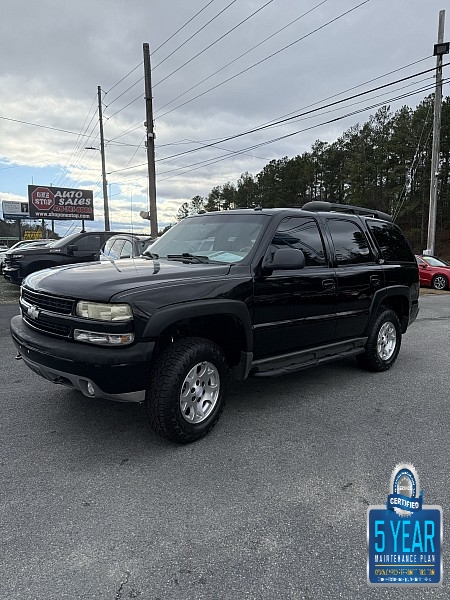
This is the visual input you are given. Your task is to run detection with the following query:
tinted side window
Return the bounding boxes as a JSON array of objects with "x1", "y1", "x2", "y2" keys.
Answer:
[
  {"x1": 367, "y1": 221, "x2": 414, "y2": 262},
  {"x1": 327, "y1": 219, "x2": 373, "y2": 265},
  {"x1": 74, "y1": 235, "x2": 101, "y2": 252},
  {"x1": 271, "y1": 217, "x2": 326, "y2": 266}
]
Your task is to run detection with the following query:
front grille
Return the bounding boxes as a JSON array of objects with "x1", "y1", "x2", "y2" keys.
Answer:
[
  {"x1": 22, "y1": 288, "x2": 75, "y2": 315},
  {"x1": 24, "y1": 316, "x2": 71, "y2": 337}
]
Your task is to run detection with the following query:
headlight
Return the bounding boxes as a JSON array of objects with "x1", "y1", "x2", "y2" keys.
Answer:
[
  {"x1": 11, "y1": 254, "x2": 24, "y2": 259},
  {"x1": 76, "y1": 301, "x2": 133, "y2": 321}
]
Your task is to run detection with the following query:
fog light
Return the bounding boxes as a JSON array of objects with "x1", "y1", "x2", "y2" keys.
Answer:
[
  {"x1": 74, "y1": 329, "x2": 135, "y2": 346},
  {"x1": 87, "y1": 382, "x2": 95, "y2": 396}
]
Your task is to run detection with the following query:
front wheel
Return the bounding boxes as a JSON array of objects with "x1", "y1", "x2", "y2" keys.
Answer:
[
  {"x1": 357, "y1": 309, "x2": 402, "y2": 372},
  {"x1": 432, "y1": 274, "x2": 448, "y2": 290},
  {"x1": 146, "y1": 337, "x2": 229, "y2": 443}
]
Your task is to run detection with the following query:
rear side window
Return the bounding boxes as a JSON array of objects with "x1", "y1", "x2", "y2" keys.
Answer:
[
  {"x1": 367, "y1": 221, "x2": 414, "y2": 262},
  {"x1": 327, "y1": 218, "x2": 373, "y2": 265}
]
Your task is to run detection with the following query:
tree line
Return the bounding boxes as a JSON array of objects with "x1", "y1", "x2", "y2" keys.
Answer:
[{"x1": 177, "y1": 95, "x2": 450, "y2": 256}]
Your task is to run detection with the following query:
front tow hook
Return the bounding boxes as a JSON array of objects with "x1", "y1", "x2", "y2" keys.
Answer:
[{"x1": 14, "y1": 353, "x2": 23, "y2": 361}]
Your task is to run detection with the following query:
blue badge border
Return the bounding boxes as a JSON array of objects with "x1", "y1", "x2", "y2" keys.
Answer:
[{"x1": 367, "y1": 505, "x2": 443, "y2": 587}]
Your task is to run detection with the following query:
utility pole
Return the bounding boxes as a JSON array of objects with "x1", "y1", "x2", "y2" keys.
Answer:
[
  {"x1": 143, "y1": 43, "x2": 158, "y2": 238},
  {"x1": 425, "y1": 10, "x2": 448, "y2": 255},
  {"x1": 97, "y1": 85, "x2": 110, "y2": 231}
]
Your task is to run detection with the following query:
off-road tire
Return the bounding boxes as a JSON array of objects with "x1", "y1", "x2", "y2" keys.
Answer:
[
  {"x1": 357, "y1": 309, "x2": 402, "y2": 372},
  {"x1": 146, "y1": 337, "x2": 229, "y2": 444}
]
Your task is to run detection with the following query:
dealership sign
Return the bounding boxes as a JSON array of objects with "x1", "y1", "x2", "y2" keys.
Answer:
[
  {"x1": 27, "y1": 186, "x2": 94, "y2": 221},
  {"x1": 2, "y1": 201, "x2": 29, "y2": 219}
]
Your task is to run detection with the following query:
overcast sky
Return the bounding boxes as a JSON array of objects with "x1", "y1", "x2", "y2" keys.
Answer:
[{"x1": 0, "y1": 0, "x2": 448, "y2": 235}]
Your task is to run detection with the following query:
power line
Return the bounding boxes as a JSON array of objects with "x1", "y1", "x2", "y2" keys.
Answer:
[
  {"x1": 153, "y1": 0, "x2": 240, "y2": 71},
  {"x1": 392, "y1": 102, "x2": 434, "y2": 222},
  {"x1": 156, "y1": 81, "x2": 449, "y2": 182},
  {"x1": 104, "y1": 76, "x2": 144, "y2": 110},
  {"x1": 155, "y1": 0, "x2": 330, "y2": 115},
  {"x1": 105, "y1": 62, "x2": 143, "y2": 95},
  {"x1": 155, "y1": 78, "x2": 438, "y2": 177},
  {"x1": 105, "y1": 94, "x2": 144, "y2": 121},
  {"x1": 152, "y1": 0, "x2": 218, "y2": 55},
  {"x1": 154, "y1": 0, "x2": 371, "y2": 113},
  {"x1": 103, "y1": 0, "x2": 273, "y2": 122},
  {"x1": 102, "y1": 1, "x2": 223, "y2": 118},
  {"x1": 155, "y1": 63, "x2": 448, "y2": 164},
  {"x1": 108, "y1": 75, "x2": 447, "y2": 180},
  {"x1": 0, "y1": 115, "x2": 101, "y2": 138}
]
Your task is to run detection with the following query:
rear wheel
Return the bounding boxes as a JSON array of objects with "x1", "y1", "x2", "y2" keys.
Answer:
[
  {"x1": 357, "y1": 309, "x2": 401, "y2": 372},
  {"x1": 432, "y1": 274, "x2": 448, "y2": 290},
  {"x1": 146, "y1": 337, "x2": 229, "y2": 443}
]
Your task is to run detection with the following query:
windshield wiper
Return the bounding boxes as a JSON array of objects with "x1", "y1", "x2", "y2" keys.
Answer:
[{"x1": 167, "y1": 253, "x2": 210, "y2": 263}]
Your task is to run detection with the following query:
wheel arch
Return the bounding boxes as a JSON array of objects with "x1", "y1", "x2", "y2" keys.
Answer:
[
  {"x1": 25, "y1": 260, "x2": 57, "y2": 277},
  {"x1": 143, "y1": 299, "x2": 253, "y2": 372},
  {"x1": 368, "y1": 287, "x2": 411, "y2": 334}
]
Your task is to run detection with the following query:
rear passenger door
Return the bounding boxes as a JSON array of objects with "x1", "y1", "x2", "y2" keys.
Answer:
[
  {"x1": 326, "y1": 218, "x2": 384, "y2": 341},
  {"x1": 253, "y1": 216, "x2": 337, "y2": 358}
]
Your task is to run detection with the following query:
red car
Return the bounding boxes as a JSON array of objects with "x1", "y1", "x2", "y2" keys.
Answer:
[{"x1": 415, "y1": 255, "x2": 450, "y2": 290}]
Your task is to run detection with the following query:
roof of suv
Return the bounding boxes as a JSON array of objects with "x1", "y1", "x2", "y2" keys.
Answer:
[{"x1": 188, "y1": 202, "x2": 393, "y2": 222}]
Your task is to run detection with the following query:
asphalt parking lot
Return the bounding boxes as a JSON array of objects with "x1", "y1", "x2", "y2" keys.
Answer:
[{"x1": 1, "y1": 292, "x2": 450, "y2": 599}]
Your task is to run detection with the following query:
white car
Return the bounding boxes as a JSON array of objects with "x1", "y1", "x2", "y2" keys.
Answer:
[{"x1": 0, "y1": 246, "x2": 8, "y2": 273}]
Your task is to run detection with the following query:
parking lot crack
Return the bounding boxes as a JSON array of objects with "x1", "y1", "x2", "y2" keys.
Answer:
[{"x1": 115, "y1": 570, "x2": 130, "y2": 600}]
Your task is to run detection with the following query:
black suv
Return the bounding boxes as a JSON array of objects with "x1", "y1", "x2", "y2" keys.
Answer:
[
  {"x1": 3, "y1": 230, "x2": 126, "y2": 285},
  {"x1": 10, "y1": 202, "x2": 419, "y2": 443}
]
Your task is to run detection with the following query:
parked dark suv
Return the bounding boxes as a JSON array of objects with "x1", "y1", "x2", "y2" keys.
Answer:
[
  {"x1": 3, "y1": 230, "x2": 126, "y2": 285},
  {"x1": 11, "y1": 202, "x2": 419, "y2": 443}
]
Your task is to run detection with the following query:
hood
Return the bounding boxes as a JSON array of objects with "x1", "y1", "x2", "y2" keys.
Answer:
[
  {"x1": 24, "y1": 257, "x2": 231, "y2": 300},
  {"x1": 7, "y1": 246, "x2": 51, "y2": 256}
]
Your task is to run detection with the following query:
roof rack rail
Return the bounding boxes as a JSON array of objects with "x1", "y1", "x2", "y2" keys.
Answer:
[{"x1": 301, "y1": 201, "x2": 392, "y2": 222}]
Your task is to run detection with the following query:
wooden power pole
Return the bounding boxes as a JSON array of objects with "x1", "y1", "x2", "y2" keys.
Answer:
[
  {"x1": 143, "y1": 43, "x2": 158, "y2": 237},
  {"x1": 426, "y1": 10, "x2": 448, "y2": 255},
  {"x1": 98, "y1": 86, "x2": 110, "y2": 231}
]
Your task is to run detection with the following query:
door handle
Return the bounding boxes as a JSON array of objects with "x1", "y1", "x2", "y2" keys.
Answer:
[
  {"x1": 322, "y1": 278, "x2": 336, "y2": 291},
  {"x1": 370, "y1": 275, "x2": 381, "y2": 287}
]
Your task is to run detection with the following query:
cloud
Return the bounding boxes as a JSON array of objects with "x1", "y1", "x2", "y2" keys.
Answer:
[{"x1": 1, "y1": 0, "x2": 446, "y2": 235}]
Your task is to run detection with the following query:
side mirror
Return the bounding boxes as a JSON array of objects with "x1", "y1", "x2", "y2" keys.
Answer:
[
  {"x1": 419, "y1": 263, "x2": 427, "y2": 268},
  {"x1": 67, "y1": 244, "x2": 78, "y2": 254},
  {"x1": 262, "y1": 247, "x2": 306, "y2": 273}
]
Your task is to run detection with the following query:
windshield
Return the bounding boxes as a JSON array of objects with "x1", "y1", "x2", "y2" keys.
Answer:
[
  {"x1": 422, "y1": 256, "x2": 449, "y2": 267},
  {"x1": 45, "y1": 233, "x2": 81, "y2": 248},
  {"x1": 144, "y1": 213, "x2": 270, "y2": 264}
]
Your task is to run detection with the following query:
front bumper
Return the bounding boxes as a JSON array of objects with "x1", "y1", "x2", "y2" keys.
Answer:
[
  {"x1": 3, "y1": 266, "x2": 22, "y2": 284},
  {"x1": 11, "y1": 315, "x2": 155, "y2": 403}
]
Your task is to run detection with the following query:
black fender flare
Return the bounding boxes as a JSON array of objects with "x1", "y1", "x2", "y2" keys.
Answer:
[
  {"x1": 143, "y1": 299, "x2": 253, "y2": 353},
  {"x1": 366, "y1": 285, "x2": 411, "y2": 334}
]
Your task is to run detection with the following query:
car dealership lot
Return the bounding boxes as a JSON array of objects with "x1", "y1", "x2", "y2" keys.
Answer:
[{"x1": 1, "y1": 296, "x2": 450, "y2": 599}]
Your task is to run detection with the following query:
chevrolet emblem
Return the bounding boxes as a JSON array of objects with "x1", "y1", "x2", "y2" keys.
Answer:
[{"x1": 27, "y1": 305, "x2": 40, "y2": 320}]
